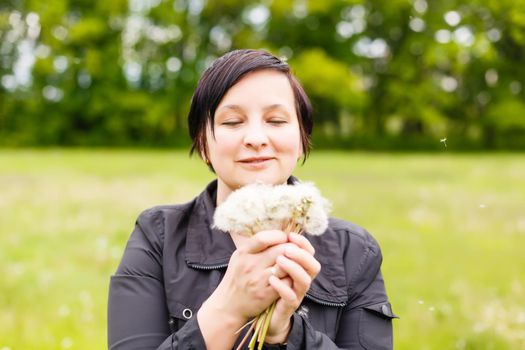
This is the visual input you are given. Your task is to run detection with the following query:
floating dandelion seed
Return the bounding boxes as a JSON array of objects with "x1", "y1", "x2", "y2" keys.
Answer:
[
  {"x1": 429, "y1": 306, "x2": 435, "y2": 312},
  {"x1": 58, "y1": 304, "x2": 70, "y2": 317},
  {"x1": 60, "y1": 337, "x2": 73, "y2": 349},
  {"x1": 456, "y1": 339, "x2": 466, "y2": 350},
  {"x1": 82, "y1": 311, "x2": 94, "y2": 322},
  {"x1": 297, "y1": 305, "x2": 309, "y2": 318},
  {"x1": 479, "y1": 204, "x2": 486, "y2": 209},
  {"x1": 440, "y1": 137, "x2": 448, "y2": 148},
  {"x1": 418, "y1": 300, "x2": 425, "y2": 305}
]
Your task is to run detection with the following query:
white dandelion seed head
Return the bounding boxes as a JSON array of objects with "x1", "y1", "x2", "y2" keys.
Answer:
[{"x1": 213, "y1": 182, "x2": 331, "y2": 236}]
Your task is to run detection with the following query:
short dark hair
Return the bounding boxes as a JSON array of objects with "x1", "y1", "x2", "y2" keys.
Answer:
[{"x1": 188, "y1": 49, "x2": 313, "y2": 163}]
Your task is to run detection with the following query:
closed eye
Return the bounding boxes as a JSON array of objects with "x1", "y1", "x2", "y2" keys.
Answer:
[
  {"x1": 221, "y1": 121, "x2": 242, "y2": 126},
  {"x1": 268, "y1": 119, "x2": 287, "y2": 125}
]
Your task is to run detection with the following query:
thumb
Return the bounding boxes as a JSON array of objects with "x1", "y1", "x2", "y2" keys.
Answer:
[{"x1": 243, "y1": 230, "x2": 288, "y2": 254}]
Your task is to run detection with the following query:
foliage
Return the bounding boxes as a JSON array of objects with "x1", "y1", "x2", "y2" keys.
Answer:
[{"x1": 1, "y1": 0, "x2": 524, "y2": 148}]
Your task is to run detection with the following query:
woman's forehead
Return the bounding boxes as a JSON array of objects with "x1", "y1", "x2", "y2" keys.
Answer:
[{"x1": 216, "y1": 70, "x2": 295, "y2": 108}]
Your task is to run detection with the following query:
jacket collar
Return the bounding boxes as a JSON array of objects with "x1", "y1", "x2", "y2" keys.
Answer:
[
  {"x1": 185, "y1": 180, "x2": 235, "y2": 267},
  {"x1": 185, "y1": 178, "x2": 348, "y2": 304}
]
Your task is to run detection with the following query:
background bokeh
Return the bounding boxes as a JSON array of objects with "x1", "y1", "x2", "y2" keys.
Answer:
[
  {"x1": 1, "y1": 1, "x2": 525, "y2": 349},
  {"x1": 2, "y1": 0, "x2": 525, "y2": 149}
]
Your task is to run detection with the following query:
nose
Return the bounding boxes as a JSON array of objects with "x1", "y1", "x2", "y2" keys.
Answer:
[{"x1": 243, "y1": 121, "x2": 268, "y2": 150}]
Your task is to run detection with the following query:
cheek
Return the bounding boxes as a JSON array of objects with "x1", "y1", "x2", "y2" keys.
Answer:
[
  {"x1": 209, "y1": 130, "x2": 239, "y2": 159},
  {"x1": 276, "y1": 127, "x2": 302, "y2": 155}
]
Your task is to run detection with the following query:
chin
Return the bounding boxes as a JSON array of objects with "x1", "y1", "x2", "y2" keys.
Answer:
[{"x1": 243, "y1": 173, "x2": 288, "y2": 186}]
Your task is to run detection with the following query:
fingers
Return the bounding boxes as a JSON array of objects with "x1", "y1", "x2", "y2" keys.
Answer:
[
  {"x1": 264, "y1": 242, "x2": 318, "y2": 280},
  {"x1": 268, "y1": 275, "x2": 296, "y2": 302},
  {"x1": 288, "y1": 232, "x2": 315, "y2": 256},
  {"x1": 242, "y1": 230, "x2": 288, "y2": 254},
  {"x1": 272, "y1": 257, "x2": 310, "y2": 300},
  {"x1": 270, "y1": 243, "x2": 322, "y2": 300},
  {"x1": 283, "y1": 245, "x2": 321, "y2": 279},
  {"x1": 269, "y1": 264, "x2": 287, "y2": 279}
]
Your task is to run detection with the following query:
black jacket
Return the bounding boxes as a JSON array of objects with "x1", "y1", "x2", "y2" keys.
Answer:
[{"x1": 108, "y1": 180, "x2": 397, "y2": 349}]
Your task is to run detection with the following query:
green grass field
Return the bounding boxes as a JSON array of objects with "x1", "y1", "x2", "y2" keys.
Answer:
[{"x1": 1, "y1": 149, "x2": 524, "y2": 349}]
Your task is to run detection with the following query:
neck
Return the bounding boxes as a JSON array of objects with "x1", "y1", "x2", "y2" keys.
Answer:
[
  {"x1": 215, "y1": 177, "x2": 293, "y2": 206},
  {"x1": 215, "y1": 180, "x2": 233, "y2": 206},
  {"x1": 229, "y1": 231, "x2": 251, "y2": 248}
]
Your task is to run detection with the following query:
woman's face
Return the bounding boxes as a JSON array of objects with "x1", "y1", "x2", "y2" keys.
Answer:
[{"x1": 206, "y1": 69, "x2": 303, "y2": 203}]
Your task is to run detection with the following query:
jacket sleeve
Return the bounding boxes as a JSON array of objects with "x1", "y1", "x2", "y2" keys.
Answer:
[
  {"x1": 285, "y1": 231, "x2": 396, "y2": 350},
  {"x1": 107, "y1": 209, "x2": 207, "y2": 350}
]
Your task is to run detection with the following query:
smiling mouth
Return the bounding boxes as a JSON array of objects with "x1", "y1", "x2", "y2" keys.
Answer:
[{"x1": 238, "y1": 157, "x2": 274, "y2": 164}]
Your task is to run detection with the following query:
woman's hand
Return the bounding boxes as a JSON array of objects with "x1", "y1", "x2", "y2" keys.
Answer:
[
  {"x1": 200, "y1": 230, "x2": 289, "y2": 323},
  {"x1": 264, "y1": 232, "x2": 321, "y2": 344},
  {"x1": 197, "y1": 230, "x2": 320, "y2": 349},
  {"x1": 198, "y1": 230, "x2": 292, "y2": 349}
]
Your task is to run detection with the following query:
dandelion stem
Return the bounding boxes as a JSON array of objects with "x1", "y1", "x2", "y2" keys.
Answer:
[
  {"x1": 258, "y1": 301, "x2": 276, "y2": 349},
  {"x1": 235, "y1": 318, "x2": 256, "y2": 334},
  {"x1": 235, "y1": 318, "x2": 257, "y2": 350},
  {"x1": 248, "y1": 314, "x2": 265, "y2": 350}
]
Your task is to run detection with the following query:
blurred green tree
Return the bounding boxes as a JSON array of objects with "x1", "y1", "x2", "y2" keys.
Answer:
[{"x1": 0, "y1": 0, "x2": 523, "y2": 149}]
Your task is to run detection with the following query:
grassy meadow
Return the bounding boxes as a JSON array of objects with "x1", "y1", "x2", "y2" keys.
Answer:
[{"x1": 1, "y1": 149, "x2": 524, "y2": 349}]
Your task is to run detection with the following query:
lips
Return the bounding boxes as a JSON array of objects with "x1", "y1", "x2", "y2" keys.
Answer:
[{"x1": 238, "y1": 157, "x2": 274, "y2": 163}]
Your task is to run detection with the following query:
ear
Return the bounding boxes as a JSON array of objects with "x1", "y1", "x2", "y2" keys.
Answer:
[
  {"x1": 200, "y1": 148, "x2": 210, "y2": 166},
  {"x1": 200, "y1": 126, "x2": 212, "y2": 165},
  {"x1": 297, "y1": 138, "x2": 304, "y2": 161}
]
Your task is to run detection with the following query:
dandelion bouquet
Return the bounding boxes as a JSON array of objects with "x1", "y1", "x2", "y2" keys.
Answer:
[{"x1": 213, "y1": 182, "x2": 331, "y2": 350}]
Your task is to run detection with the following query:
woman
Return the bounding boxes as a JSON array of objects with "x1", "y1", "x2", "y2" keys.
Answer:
[{"x1": 108, "y1": 49, "x2": 397, "y2": 349}]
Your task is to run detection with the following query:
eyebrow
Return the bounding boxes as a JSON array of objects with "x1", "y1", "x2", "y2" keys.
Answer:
[
  {"x1": 217, "y1": 104, "x2": 243, "y2": 112},
  {"x1": 218, "y1": 104, "x2": 291, "y2": 114},
  {"x1": 263, "y1": 104, "x2": 291, "y2": 114}
]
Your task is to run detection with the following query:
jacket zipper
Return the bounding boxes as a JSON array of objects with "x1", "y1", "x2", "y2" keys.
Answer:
[
  {"x1": 189, "y1": 262, "x2": 346, "y2": 308},
  {"x1": 304, "y1": 293, "x2": 346, "y2": 307},
  {"x1": 188, "y1": 262, "x2": 229, "y2": 270}
]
